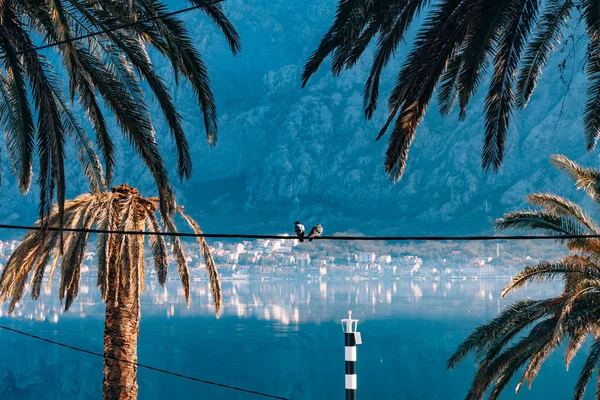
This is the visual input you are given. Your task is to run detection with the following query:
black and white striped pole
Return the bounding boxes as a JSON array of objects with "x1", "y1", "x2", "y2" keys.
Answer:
[{"x1": 342, "y1": 311, "x2": 362, "y2": 400}]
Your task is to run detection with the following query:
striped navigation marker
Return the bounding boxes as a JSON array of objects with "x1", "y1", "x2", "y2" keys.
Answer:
[{"x1": 342, "y1": 311, "x2": 362, "y2": 400}]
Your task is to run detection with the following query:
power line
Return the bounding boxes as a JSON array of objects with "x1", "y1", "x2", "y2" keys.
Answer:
[
  {"x1": 0, "y1": 0, "x2": 226, "y2": 59},
  {"x1": 0, "y1": 324, "x2": 289, "y2": 400},
  {"x1": 0, "y1": 222, "x2": 596, "y2": 241}
]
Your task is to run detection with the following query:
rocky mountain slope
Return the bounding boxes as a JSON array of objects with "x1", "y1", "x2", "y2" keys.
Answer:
[{"x1": 1, "y1": 1, "x2": 596, "y2": 236}]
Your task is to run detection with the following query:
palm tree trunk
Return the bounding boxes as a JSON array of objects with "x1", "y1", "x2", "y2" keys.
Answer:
[{"x1": 102, "y1": 259, "x2": 140, "y2": 400}]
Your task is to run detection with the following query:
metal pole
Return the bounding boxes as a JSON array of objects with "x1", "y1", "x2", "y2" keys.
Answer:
[{"x1": 342, "y1": 311, "x2": 360, "y2": 400}]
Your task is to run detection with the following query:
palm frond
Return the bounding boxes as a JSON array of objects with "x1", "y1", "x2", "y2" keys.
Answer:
[
  {"x1": 583, "y1": 0, "x2": 600, "y2": 150},
  {"x1": 447, "y1": 299, "x2": 558, "y2": 369},
  {"x1": 550, "y1": 154, "x2": 600, "y2": 201},
  {"x1": 574, "y1": 337, "x2": 600, "y2": 400},
  {"x1": 438, "y1": 51, "x2": 464, "y2": 116},
  {"x1": 456, "y1": 0, "x2": 514, "y2": 117},
  {"x1": 382, "y1": 0, "x2": 479, "y2": 181},
  {"x1": 527, "y1": 193, "x2": 600, "y2": 233},
  {"x1": 187, "y1": 0, "x2": 241, "y2": 54},
  {"x1": 482, "y1": 0, "x2": 540, "y2": 172},
  {"x1": 178, "y1": 208, "x2": 221, "y2": 317},
  {"x1": 145, "y1": 207, "x2": 168, "y2": 286},
  {"x1": 363, "y1": 0, "x2": 428, "y2": 118},
  {"x1": 162, "y1": 213, "x2": 190, "y2": 304},
  {"x1": 516, "y1": 0, "x2": 573, "y2": 108},
  {"x1": 0, "y1": 30, "x2": 34, "y2": 194},
  {"x1": 565, "y1": 326, "x2": 592, "y2": 370},
  {"x1": 501, "y1": 259, "x2": 600, "y2": 298},
  {"x1": 495, "y1": 210, "x2": 590, "y2": 238}
]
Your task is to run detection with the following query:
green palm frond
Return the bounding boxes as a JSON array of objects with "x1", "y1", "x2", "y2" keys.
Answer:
[
  {"x1": 516, "y1": 0, "x2": 573, "y2": 108},
  {"x1": 0, "y1": 30, "x2": 34, "y2": 194},
  {"x1": 452, "y1": 156, "x2": 600, "y2": 399},
  {"x1": 0, "y1": 0, "x2": 239, "y2": 219},
  {"x1": 456, "y1": 0, "x2": 514, "y2": 118},
  {"x1": 447, "y1": 299, "x2": 557, "y2": 370},
  {"x1": 482, "y1": 0, "x2": 539, "y2": 172},
  {"x1": 362, "y1": 0, "x2": 428, "y2": 118},
  {"x1": 583, "y1": 0, "x2": 600, "y2": 150},
  {"x1": 381, "y1": 0, "x2": 479, "y2": 181},
  {"x1": 465, "y1": 317, "x2": 557, "y2": 400},
  {"x1": 437, "y1": 51, "x2": 464, "y2": 117}
]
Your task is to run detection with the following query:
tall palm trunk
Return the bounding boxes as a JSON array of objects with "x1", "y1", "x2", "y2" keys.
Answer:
[{"x1": 103, "y1": 253, "x2": 141, "y2": 400}]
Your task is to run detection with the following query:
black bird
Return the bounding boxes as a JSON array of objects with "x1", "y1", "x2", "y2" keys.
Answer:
[
  {"x1": 294, "y1": 221, "x2": 305, "y2": 242},
  {"x1": 308, "y1": 224, "x2": 323, "y2": 241}
]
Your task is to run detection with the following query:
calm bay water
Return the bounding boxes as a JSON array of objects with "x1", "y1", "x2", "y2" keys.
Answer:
[{"x1": 0, "y1": 278, "x2": 587, "y2": 399}]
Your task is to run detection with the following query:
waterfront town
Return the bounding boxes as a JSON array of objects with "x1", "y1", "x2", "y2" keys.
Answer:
[{"x1": 0, "y1": 234, "x2": 552, "y2": 282}]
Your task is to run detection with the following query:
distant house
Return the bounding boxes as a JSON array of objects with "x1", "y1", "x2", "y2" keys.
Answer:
[
  {"x1": 296, "y1": 254, "x2": 311, "y2": 267},
  {"x1": 281, "y1": 255, "x2": 295, "y2": 267},
  {"x1": 341, "y1": 253, "x2": 358, "y2": 265},
  {"x1": 229, "y1": 243, "x2": 245, "y2": 255},
  {"x1": 313, "y1": 259, "x2": 327, "y2": 267},
  {"x1": 479, "y1": 264, "x2": 495, "y2": 276},
  {"x1": 280, "y1": 234, "x2": 299, "y2": 247},
  {"x1": 358, "y1": 252, "x2": 376, "y2": 264},
  {"x1": 379, "y1": 255, "x2": 392, "y2": 264},
  {"x1": 276, "y1": 246, "x2": 293, "y2": 254},
  {"x1": 452, "y1": 250, "x2": 461, "y2": 256},
  {"x1": 265, "y1": 240, "x2": 282, "y2": 253},
  {"x1": 213, "y1": 241, "x2": 224, "y2": 250}
]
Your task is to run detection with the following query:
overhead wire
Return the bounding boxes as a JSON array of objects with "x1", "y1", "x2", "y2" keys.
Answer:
[
  {"x1": 0, "y1": 222, "x2": 595, "y2": 241},
  {"x1": 0, "y1": 324, "x2": 289, "y2": 400}
]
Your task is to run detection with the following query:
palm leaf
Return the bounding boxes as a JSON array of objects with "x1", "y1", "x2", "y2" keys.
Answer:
[
  {"x1": 482, "y1": 0, "x2": 540, "y2": 172},
  {"x1": 516, "y1": 0, "x2": 573, "y2": 108},
  {"x1": 178, "y1": 208, "x2": 221, "y2": 317}
]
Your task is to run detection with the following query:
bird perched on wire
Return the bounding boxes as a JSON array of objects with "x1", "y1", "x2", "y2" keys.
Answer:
[
  {"x1": 308, "y1": 224, "x2": 323, "y2": 241},
  {"x1": 294, "y1": 221, "x2": 305, "y2": 242}
]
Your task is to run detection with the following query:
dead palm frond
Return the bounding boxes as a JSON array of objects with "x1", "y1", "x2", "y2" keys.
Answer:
[{"x1": 0, "y1": 184, "x2": 222, "y2": 316}]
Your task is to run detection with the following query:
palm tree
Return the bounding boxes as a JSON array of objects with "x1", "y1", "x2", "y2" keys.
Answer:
[
  {"x1": 448, "y1": 154, "x2": 600, "y2": 400},
  {"x1": 302, "y1": 0, "x2": 592, "y2": 183},
  {"x1": 0, "y1": 184, "x2": 221, "y2": 400},
  {"x1": 0, "y1": 0, "x2": 240, "y2": 221}
]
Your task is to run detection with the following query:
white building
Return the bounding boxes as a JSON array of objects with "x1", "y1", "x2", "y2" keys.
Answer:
[
  {"x1": 479, "y1": 264, "x2": 495, "y2": 276},
  {"x1": 379, "y1": 255, "x2": 392, "y2": 264},
  {"x1": 231, "y1": 243, "x2": 245, "y2": 254},
  {"x1": 358, "y1": 252, "x2": 376, "y2": 264},
  {"x1": 265, "y1": 240, "x2": 282, "y2": 253},
  {"x1": 280, "y1": 234, "x2": 299, "y2": 247},
  {"x1": 213, "y1": 241, "x2": 224, "y2": 250},
  {"x1": 281, "y1": 255, "x2": 295, "y2": 266},
  {"x1": 296, "y1": 254, "x2": 311, "y2": 267}
]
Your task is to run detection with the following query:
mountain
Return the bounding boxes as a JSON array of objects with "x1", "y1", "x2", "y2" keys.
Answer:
[{"x1": 1, "y1": 1, "x2": 597, "y2": 237}]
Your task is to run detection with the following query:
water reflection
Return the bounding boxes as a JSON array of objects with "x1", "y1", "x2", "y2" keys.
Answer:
[
  {"x1": 0, "y1": 278, "x2": 572, "y2": 400},
  {"x1": 1, "y1": 276, "x2": 563, "y2": 326}
]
